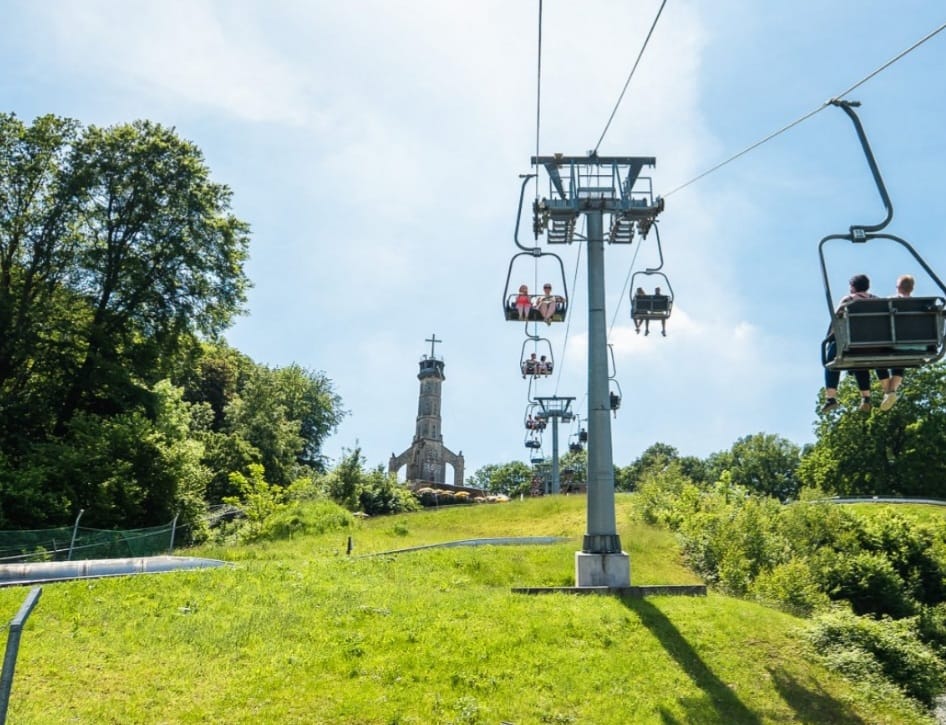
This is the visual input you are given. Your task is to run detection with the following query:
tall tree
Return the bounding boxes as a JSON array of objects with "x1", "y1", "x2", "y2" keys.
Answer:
[
  {"x1": 0, "y1": 114, "x2": 84, "y2": 441},
  {"x1": 706, "y1": 433, "x2": 802, "y2": 501},
  {"x1": 55, "y1": 119, "x2": 250, "y2": 430},
  {"x1": 800, "y1": 364, "x2": 946, "y2": 497}
]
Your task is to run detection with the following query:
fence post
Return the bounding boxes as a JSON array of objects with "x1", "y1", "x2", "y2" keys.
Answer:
[
  {"x1": 168, "y1": 514, "x2": 179, "y2": 555},
  {"x1": 67, "y1": 509, "x2": 85, "y2": 561},
  {"x1": 0, "y1": 587, "x2": 42, "y2": 724}
]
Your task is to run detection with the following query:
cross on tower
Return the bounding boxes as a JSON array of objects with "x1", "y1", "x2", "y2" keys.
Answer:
[{"x1": 425, "y1": 333, "x2": 442, "y2": 358}]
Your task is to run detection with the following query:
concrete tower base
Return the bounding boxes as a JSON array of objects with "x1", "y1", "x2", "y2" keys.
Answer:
[{"x1": 575, "y1": 551, "x2": 630, "y2": 588}]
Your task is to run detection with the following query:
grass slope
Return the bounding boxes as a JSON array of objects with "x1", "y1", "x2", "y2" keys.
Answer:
[{"x1": 0, "y1": 495, "x2": 931, "y2": 724}]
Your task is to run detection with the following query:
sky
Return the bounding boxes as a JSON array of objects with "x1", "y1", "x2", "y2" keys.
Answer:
[{"x1": 3, "y1": 1, "x2": 946, "y2": 481}]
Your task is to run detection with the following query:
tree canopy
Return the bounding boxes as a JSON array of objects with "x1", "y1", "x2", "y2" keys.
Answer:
[
  {"x1": 0, "y1": 114, "x2": 345, "y2": 532},
  {"x1": 799, "y1": 363, "x2": 946, "y2": 497}
]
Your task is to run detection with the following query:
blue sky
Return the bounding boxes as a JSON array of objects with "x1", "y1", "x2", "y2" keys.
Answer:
[{"x1": 3, "y1": 1, "x2": 945, "y2": 480}]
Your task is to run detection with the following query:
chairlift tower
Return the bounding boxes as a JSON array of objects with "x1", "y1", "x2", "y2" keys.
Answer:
[
  {"x1": 532, "y1": 152, "x2": 663, "y2": 587},
  {"x1": 533, "y1": 396, "x2": 574, "y2": 494}
]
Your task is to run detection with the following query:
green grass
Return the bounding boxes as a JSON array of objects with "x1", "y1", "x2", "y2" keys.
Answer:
[
  {"x1": 843, "y1": 501, "x2": 946, "y2": 526},
  {"x1": 0, "y1": 494, "x2": 933, "y2": 723}
]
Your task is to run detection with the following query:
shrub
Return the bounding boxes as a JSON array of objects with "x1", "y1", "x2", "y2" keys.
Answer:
[
  {"x1": 807, "y1": 609, "x2": 946, "y2": 707},
  {"x1": 357, "y1": 470, "x2": 420, "y2": 516},
  {"x1": 750, "y1": 560, "x2": 831, "y2": 617},
  {"x1": 222, "y1": 464, "x2": 286, "y2": 542},
  {"x1": 815, "y1": 551, "x2": 915, "y2": 619},
  {"x1": 260, "y1": 499, "x2": 354, "y2": 540}
]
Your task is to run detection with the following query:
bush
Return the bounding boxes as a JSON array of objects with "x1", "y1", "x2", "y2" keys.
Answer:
[
  {"x1": 222, "y1": 464, "x2": 286, "y2": 542},
  {"x1": 750, "y1": 560, "x2": 831, "y2": 617},
  {"x1": 807, "y1": 609, "x2": 946, "y2": 707},
  {"x1": 815, "y1": 551, "x2": 915, "y2": 619},
  {"x1": 260, "y1": 500, "x2": 354, "y2": 540},
  {"x1": 356, "y1": 470, "x2": 419, "y2": 516}
]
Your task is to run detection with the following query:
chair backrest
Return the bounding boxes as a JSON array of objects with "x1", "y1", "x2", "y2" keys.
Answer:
[
  {"x1": 845, "y1": 299, "x2": 894, "y2": 347},
  {"x1": 632, "y1": 294, "x2": 672, "y2": 319},
  {"x1": 826, "y1": 296, "x2": 946, "y2": 370}
]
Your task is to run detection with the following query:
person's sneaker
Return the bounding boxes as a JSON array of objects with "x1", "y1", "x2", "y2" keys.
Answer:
[
  {"x1": 880, "y1": 392, "x2": 898, "y2": 411},
  {"x1": 821, "y1": 398, "x2": 839, "y2": 413},
  {"x1": 858, "y1": 398, "x2": 872, "y2": 412}
]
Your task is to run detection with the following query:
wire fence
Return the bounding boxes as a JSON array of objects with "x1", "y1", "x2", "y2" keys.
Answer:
[{"x1": 0, "y1": 519, "x2": 178, "y2": 564}]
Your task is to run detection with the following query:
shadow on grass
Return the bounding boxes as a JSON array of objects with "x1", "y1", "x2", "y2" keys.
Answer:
[
  {"x1": 622, "y1": 598, "x2": 868, "y2": 724},
  {"x1": 623, "y1": 597, "x2": 762, "y2": 724},
  {"x1": 768, "y1": 667, "x2": 865, "y2": 724}
]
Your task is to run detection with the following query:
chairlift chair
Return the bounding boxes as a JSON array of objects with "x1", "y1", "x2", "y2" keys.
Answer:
[
  {"x1": 630, "y1": 270, "x2": 674, "y2": 326},
  {"x1": 503, "y1": 253, "x2": 570, "y2": 323},
  {"x1": 502, "y1": 174, "x2": 570, "y2": 323},
  {"x1": 519, "y1": 337, "x2": 554, "y2": 378},
  {"x1": 609, "y1": 379, "x2": 623, "y2": 412},
  {"x1": 819, "y1": 101, "x2": 946, "y2": 372}
]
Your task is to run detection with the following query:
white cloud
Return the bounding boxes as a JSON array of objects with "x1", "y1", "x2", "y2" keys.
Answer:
[{"x1": 33, "y1": 1, "x2": 312, "y2": 124}]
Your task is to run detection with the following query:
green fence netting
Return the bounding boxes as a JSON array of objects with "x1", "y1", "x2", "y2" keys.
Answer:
[{"x1": 0, "y1": 522, "x2": 176, "y2": 563}]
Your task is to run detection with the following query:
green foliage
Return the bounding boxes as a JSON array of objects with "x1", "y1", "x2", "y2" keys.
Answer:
[
  {"x1": 322, "y1": 447, "x2": 363, "y2": 510},
  {"x1": 220, "y1": 465, "x2": 356, "y2": 543},
  {"x1": 816, "y1": 551, "x2": 915, "y2": 618},
  {"x1": 616, "y1": 441, "x2": 680, "y2": 491},
  {"x1": 257, "y1": 499, "x2": 354, "y2": 541},
  {"x1": 356, "y1": 467, "x2": 420, "y2": 516},
  {"x1": 319, "y1": 448, "x2": 419, "y2": 516},
  {"x1": 636, "y1": 459, "x2": 946, "y2": 629},
  {"x1": 807, "y1": 608, "x2": 946, "y2": 707},
  {"x1": 705, "y1": 432, "x2": 802, "y2": 500},
  {"x1": 750, "y1": 559, "x2": 831, "y2": 617},
  {"x1": 468, "y1": 460, "x2": 532, "y2": 497},
  {"x1": 222, "y1": 464, "x2": 287, "y2": 542},
  {"x1": 801, "y1": 364, "x2": 946, "y2": 497},
  {"x1": 0, "y1": 380, "x2": 211, "y2": 535}
]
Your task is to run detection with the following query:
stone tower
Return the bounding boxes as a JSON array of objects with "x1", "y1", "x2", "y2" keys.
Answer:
[{"x1": 389, "y1": 335, "x2": 464, "y2": 487}]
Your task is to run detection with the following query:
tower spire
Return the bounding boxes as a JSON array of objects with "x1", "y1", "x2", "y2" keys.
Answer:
[{"x1": 425, "y1": 333, "x2": 442, "y2": 359}]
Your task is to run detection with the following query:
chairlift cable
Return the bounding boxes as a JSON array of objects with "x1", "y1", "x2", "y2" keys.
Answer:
[
  {"x1": 663, "y1": 19, "x2": 946, "y2": 198},
  {"x1": 593, "y1": 0, "x2": 668, "y2": 154},
  {"x1": 609, "y1": 238, "x2": 644, "y2": 338},
  {"x1": 535, "y1": 0, "x2": 543, "y2": 199},
  {"x1": 553, "y1": 217, "x2": 585, "y2": 394},
  {"x1": 526, "y1": 0, "x2": 544, "y2": 340}
]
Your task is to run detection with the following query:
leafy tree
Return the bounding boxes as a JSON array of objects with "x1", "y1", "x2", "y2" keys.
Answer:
[
  {"x1": 223, "y1": 463, "x2": 287, "y2": 542},
  {"x1": 615, "y1": 442, "x2": 707, "y2": 492},
  {"x1": 559, "y1": 448, "x2": 586, "y2": 490},
  {"x1": 54, "y1": 119, "x2": 250, "y2": 431},
  {"x1": 468, "y1": 461, "x2": 533, "y2": 497},
  {"x1": 799, "y1": 364, "x2": 946, "y2": 497},
  {"x1": 357, "y1": 466, "x2": 420, "y2": 516},
  {"x1": 223, "y1": 366, "x2": 304, "y2": 488},
  {"x1": 0, "y1": 113, "x2": 250, "y2": 447},
  {"x1": 705, "y1": 433, "x2": 802, "y2": 500},
  {"x1": 465, "y1": 464, "x2": 497, "y2": 491},
  {"x1": 493, "y1": 461, "x2": 534, "y2": 497},
  {"x1": 320, "y1": 448, "x2": 417, "y2": 515},
  {"x1": 4, "y1": 380, "x2": 211, "y2": 531},
  {"x1": 270, "y1": 363, "x2": 346, "y2": 472},
  {"x1": 0, "y1": 114, "x2": 85, "y2": 443},
  {"x1": 181, "y1": 344, "x2": 346, "y2": 492}
]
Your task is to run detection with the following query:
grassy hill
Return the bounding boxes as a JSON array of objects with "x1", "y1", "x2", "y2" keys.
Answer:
[{"x1": 0, "y1": 495, "x2": 933, "y2": 724}]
